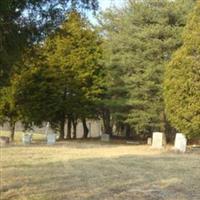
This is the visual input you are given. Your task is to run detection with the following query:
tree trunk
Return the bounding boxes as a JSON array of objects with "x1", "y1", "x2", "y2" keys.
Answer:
[
  {"x1": 59, "y1": 118, "x2": 65, "y2": 140},
  {"x1": 9, "y1": 121, "x2": 15, "y2": 142},
  {"x1": 125, "y1": 124, "x2": 131, "y2": 139},
  {"x1": 160, "y1": 112, "x2": 176, "y2": 143},
  {"x1": 67, "y1": 117, "x2": 72, "y2": 139},
  {"x1": 82, "y1": 118, "x2": 89, "y2": 139},
  {"x1": 72, "y1": 118, "x2": 77, "y2": 139},
  {"x1": 102, "y1": 108, "x2": 112, "y2": 136},
  {"x1": 59, "y1": 87, "x2": 68, "y2": 140}
]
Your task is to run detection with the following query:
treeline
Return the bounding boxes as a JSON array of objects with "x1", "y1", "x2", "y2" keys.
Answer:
[
  {"x1": 0, "y1": 0, "x2": 100, "y2": 140},
  {"x1": 99, "y1": 0, "x2": 199, "y2": 140},
  {"x1": 0, "y1": 0, "x2": 199, "y2": 141}
]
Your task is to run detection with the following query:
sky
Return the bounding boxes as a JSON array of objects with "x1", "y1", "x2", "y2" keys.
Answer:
[
  {"x1": 87, "y1": 0, "x2": 125, "y2": 24},
  {"x1": 99, "y1": 0, "x2": 125, "y2": 10}
]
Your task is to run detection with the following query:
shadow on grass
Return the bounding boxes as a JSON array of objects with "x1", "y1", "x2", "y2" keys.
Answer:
[
  {"x1": 1, "y1": 153, "x2": 200, "y2": 200},
  {"x1": 1, "y1": 140, "x2": 135, "y2": 149}
]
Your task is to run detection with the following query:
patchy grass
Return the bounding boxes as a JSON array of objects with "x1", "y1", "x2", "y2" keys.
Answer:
[{"x1": 1, "y1": 142, "x2": 200, "y2": 200}]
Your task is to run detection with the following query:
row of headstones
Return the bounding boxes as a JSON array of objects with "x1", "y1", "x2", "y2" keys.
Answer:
[
  {"x1": 149, "y1": 132, "x2": 187, "y2": 153},
  {"x1": 101, "y1": 132, "x2": 187, "y2": 153},
  {"x1": 0, "y1": 133, "x2": 57, "y2": 145},
  {"x1": 23, "y1": 133, "x2": 56, "y2": 145}
]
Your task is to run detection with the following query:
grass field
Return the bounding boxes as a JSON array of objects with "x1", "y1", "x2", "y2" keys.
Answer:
[{"x1": 1, "y1": 139, "x2": 200, "y2": 200}]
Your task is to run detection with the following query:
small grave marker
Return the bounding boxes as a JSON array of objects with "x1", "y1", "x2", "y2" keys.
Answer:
[
  {"x1": 47, "y1": 133, "x2": 56, "y2": 145},
  {"x1": 152, "y1": 132, "x2": 166, "y2": 148},
  {"x1": 101, "y1": 134, "x2": 110, "y2": 142},
  {"x1": 0, "y1": 136, "x2": 9, "y2": 146},
  {"x1": 174, "y1": 133, "x2": 187, "y2": 153},
  {"x1": 22, "y1": 133, "x2": 32, "y2": 144},
  {"x1": 147, "y1": 137, "x2": 152, "y2": 145}
]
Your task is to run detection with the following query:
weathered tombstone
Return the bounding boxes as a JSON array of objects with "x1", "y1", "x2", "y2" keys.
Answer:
[
  {"x1": 152, "y1": 132, "x2": 166, "y2": 148},
  {"x1": 147, "y1": 137, "x2": 152, "y2": 145},
  {"x1": 22, "y1": 133, "x2": 32, "y2": 144},
  {"x1": 0, "y1": 136, "x2": 10, "y2": 146},
  {"x1": 45, "y1": 122, "x2": 50, "y2": 135},
  {"x1": 88, "y1": 122, "x2": 92, "y2": 138},
  {"x1": 101, "y1": 134, "x2": 110, "y2": 142},
  {"x1": 174, "y1": 133, "x2": 187, "y2": 153},
  {"x1": 47, "y1": 133, "x2": 56, "y2": 145}
]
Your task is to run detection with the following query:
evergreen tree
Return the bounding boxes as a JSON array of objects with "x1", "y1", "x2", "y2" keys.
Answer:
[
  {"x1": 14, "y1": 11, "x2": 104, "y2": 139},
  {"x1": 0, "y1": 87, "x2": 19, "y2": 141},
  {"x1": 0, "y1": 0, "x2": 99, "y2": 87},
  {"x1": 164, "y1": 2, "x2": 200, "y2": 138},
  {"x1": 100, "y1": 0, "x2": 194, "y2": 138},
  {"x1": 0, "y1": 0, "x2": 98, "y2": 141}
]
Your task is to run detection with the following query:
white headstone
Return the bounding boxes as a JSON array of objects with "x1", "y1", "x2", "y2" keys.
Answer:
[
  {"x1": 47, "y1": 133, "x2": 56, "y2": 145},
  {"x1": 45, "y1": 122, "x2": 50, "y2": 135},
  {"x1": 152, "y1": 132, "x2": 166, "y2": 148},
  {"x1": 101, "y1": 134, "x2": 110, "y2": 142},
  {"x1": 147, "y1": 137, "x2": 152, "y2": 145},
  {"x1": 174, "y1": 133, "x2": 187, "y2": 153},
  {"x1": 22, "y1": 133, "x2": 32, "y2": 144},
  {"x1": 88, "y1": 122, "x2": 91, "y2": 138}
]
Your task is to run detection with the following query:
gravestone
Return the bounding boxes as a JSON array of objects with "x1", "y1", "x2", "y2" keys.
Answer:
[
  {"x1": 47, "y1": 133, "x2": 56, "y2": 145},
  {"x1": 152, "y1": 132, "x2": 166, "y2": 148},
  {"x1": 174, "y1": 133, "x2": 187, "y2": 153},
  {"x1": 22, "y1": 133, "x2": 32, "y2": 144},
  {"x1": 147, "y1": 137, "x2": 152, "y2": 145},
  {"x1": 101, "y1": 134, "x2": 110, "y2": 142},
  {"x1": 45, "y1": 122, "x2": 50, "y2": 135},
  {"x1": 0, "y1": 136, "x2": 10, "y2": 146}
]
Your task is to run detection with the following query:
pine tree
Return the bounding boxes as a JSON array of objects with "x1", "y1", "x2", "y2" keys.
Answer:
[
  {"x1": 164, "y1": 2, "x2": 200, "y2": 138},
  {"x1": 0, "y1": 0, "x2": 98, "y2": 87},
  {"x1": 0, "y1": 0, "x2": 98, "y2": 141},
  {"x1": 0, "y1": 87, "x2": 19, "y2": 141},
  {"x1": 14, "y1": 11, "x2": 104, "y2": 139},
  {"x1": 100, "y1": 0, "x2": 194, "y2": 138}
]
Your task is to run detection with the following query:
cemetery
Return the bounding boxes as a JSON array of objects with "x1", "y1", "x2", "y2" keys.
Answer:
[
  {"x1": 1, "y1": 131, "x2": 200, "y2": 200},
  {"x1": 1, "y1": 120, "x2": 200, "y2": 200},
  {"x1": 1, "y1": 0, "x2": 200, "y2": 199}
]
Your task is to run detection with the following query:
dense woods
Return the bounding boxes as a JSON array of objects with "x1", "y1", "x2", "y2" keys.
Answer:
[
  {"x1": 0, "y1": 0, "x2": 199, "y2": 141},
  {"x1": 99, "y1": 0, "x2": 195, "y2": 140}
]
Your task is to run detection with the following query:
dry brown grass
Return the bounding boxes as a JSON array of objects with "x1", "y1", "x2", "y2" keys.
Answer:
[{"x1": 1, "y1": 140, "x2": 200, "y2": 200}]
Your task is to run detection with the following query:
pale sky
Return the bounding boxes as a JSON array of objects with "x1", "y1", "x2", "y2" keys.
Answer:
[
  {"x1": 99, "y1": 0, "x2": 125, "y2": 10},
  {"x1": 88, "y1": 0, "x2": 126, "y2": 24}
]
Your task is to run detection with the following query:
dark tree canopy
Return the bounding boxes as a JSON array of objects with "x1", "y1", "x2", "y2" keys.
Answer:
[
  {"x1": 0, "y1": 0, "x2": 99, "y2": 140},
  {"x1": 13, "y1": 11, "x2": 104, "y2": 139},
  {"x1": 0, "y1": 0, "x2": 98, "y2": 87}
]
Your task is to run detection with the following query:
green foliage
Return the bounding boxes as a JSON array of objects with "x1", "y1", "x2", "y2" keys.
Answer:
[
  {"x1": 0, "y1": 0, "x2": 99, "y2": 139},
  {"x1": 100, "y1": 0, "x2": 194, "y2": 136},
  {"x1": 0, "y1": 0, "x2": 99, "y2": 87},
  {"x1": 164, "y1": 2, "x2": 200, "y2": 138},
  {"x1": 0, "y1": 87, "x2": 19, "y2": 126},
  {"x1": 14, "y1": 66, "x2": 61, "y2": 126},
  {"x1": 14, "y1": 11, "x2": 104, "y2": 135}
]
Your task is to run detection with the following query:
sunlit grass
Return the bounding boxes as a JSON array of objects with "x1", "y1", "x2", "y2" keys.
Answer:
[{"x1": 1, "y1": 142, "x2": 200, "y2": 200}]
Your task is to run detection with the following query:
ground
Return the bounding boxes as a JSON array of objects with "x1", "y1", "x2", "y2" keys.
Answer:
[{"x1": 0, "y1": 132, "x2": 200, "y2": 200}]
